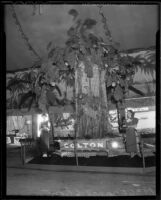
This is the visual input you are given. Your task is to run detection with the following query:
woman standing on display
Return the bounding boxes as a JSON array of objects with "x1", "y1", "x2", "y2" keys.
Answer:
[
  {"x1": 126, "y1": 110, "x2": 140, "y2": 158},
  {"x1": 39, "y1": 114, "x2": 50, "y2": 157}
]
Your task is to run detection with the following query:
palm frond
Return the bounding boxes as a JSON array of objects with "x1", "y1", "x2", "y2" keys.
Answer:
[
  {"x1": 54, "y1": 85, "x2": 62, "y2": 96},
  {"x1": 20, "y1": 72, "x2": 28, "y2": 80},
  {"x1": 128, "y1": 86, "x2": 145, "y2": 96},
  {"x1": 129, "y1": 52, "x2": 155, "y2": 77},
  {"x1": 18, "y1": 91, "x2": 36, "y2": 109},
  {"x1": 27, "y1": 96, "x2": 35, "y2": 111},
  {"x1": 21, "y1": 71, "x2": 37, "y2": 83},
  {"x1": 7, "y1": 78, "x2": 30, "y2": 90}
]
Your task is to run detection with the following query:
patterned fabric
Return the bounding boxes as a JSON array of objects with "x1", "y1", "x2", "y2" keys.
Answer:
[
  {"x1": 39, "y1": 129, "x2": 50, "y2": 153},
  {"x1": 126, "y1": 118, "x2": 138, "y2": 128},
  {"x1": 126, "y1": 127, "x2": 137, "y2": 153}
]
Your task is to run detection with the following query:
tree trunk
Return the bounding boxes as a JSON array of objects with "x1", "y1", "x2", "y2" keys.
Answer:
[
  {"x1": 74, "y1": 65, "x2": 79, "y2": 166},
  {"x1": 75, "y1": 61, "x2": 111, "y2": 138}
]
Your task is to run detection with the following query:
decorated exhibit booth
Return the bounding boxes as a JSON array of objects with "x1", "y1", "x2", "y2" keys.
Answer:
[
  {"x1": 6, "y1": 6, "x2": 156, "y2": 161},
  {"x1": 53, "y1": 96, "x2": 155, "y2": 157},
  {"x1": 6, "y1": 94, "x2": 155, "y2": 156}
]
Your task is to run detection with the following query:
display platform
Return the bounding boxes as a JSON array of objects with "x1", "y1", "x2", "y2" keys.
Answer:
[{"x1": 28, "y1": 154, "x2": 155, "y2": 168}]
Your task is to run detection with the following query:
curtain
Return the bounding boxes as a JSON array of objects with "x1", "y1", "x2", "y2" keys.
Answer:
[{"x1": 7, "y1": 115, "x2": 31, "y2": 135}]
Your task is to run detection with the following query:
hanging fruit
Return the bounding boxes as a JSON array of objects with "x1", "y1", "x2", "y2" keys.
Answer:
[
  {"x1": 105, "y1": 63, "x2": 108, "y2": 68},
  {"x1": 65, "y1": 61, "x2": 69, "y2": 66},
  {"x1": 112, "y1": 81, "x2": 116, "y2": 87}
]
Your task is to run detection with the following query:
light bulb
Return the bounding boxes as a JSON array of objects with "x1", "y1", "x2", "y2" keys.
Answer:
[{"x1": 111, "y1": 141, "x2": 119, "y2": 149}]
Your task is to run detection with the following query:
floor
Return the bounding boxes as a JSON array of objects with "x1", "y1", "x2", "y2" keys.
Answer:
[
  {"x1": 7, "y1": 167, "x2": 155, "y2": 196},
  {"x1": 6, "y1": 144, "x2": 156, "y2": 196}
]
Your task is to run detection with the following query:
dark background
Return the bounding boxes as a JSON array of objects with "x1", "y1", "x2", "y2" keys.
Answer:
[{"x1": 5, "y1": 4, "x2": 158, "y2": 70}]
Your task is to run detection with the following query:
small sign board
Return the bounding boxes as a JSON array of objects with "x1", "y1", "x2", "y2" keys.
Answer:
[
  {"x1": 58, "y1": 137, "x2": 127, "y2": 157},
  {"x1": 59, "y1": 139, "x2": 107, "y2": 152}
]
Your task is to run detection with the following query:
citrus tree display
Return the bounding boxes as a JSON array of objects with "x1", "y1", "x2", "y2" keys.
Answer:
[
  {"x1": 7, "y1": 6, "x2": 148, "y2": 140},
  {"x1": 41, "y1": 7, "x2": 141, "y2": 138}
]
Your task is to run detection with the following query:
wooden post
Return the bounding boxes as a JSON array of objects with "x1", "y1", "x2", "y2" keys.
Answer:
[
  {"x1": 141, "y1": 140, "x2": 145, "y2": 169},
  {"x1": 74, "y1": 138, "x2": 78, "y2": 166},
  {"x1": 23, "y1": 144, "x2": 26, "y2": 165},
  {"x1": 21, "y1": 141, "x2": 26, "y2": 165},
  {"x1": 20, "y1": 142, "x2": 23, "y2": 162},
  {"x1": 139, "y1": 139, "x2": 145, "y2": 170},
  {"x1": 74, "y1": 59, "x2": 79, "y2": 166}
]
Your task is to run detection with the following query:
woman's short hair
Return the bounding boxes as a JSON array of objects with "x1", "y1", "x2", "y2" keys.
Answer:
[
  {"x1": 42, "y1": 113, "x2": 47, "y2": 117},
  {"x1": 127, "y1": 110, "x2": 135, "y2": 118}
]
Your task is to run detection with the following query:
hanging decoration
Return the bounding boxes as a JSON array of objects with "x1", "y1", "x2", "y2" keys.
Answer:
[
  {"x1": 10, "y1": 5, "x2": 41, "y2": 60},
  {"x1": 97, "y1": 5, "x2": 112, "y2": 43}
]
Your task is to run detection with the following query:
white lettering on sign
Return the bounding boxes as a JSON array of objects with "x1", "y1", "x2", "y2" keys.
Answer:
[
  {"x1": 77, "y1": 143, "x2": 83, "y2": 148},
  {"x1": 126, "y1": 107, "x2": 149, "y2": 112},
  {"x1": 83, "y1": 143, "x2": 89, "y2": 148},
  {"x1": 70, "y1": 143, "x2": 74, "y2": 148},
  {"x1": 97, "y1": 143, "x2": 104, "y2": 148},
  {"x1": 64, "y1": 143, "x2": 69, "y2": 148},
  {"x1": 109, "y1": 107, "x2": 149, "y2": 115},
  {"x1": 63, "y1": 142, "x2": 105, "y2": 149},
  {"x1": 90, "y1": 143, "x2": 96, "y2": 148}
]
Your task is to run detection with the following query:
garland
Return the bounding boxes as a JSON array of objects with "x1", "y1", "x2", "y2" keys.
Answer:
[
  {"x1": 10, "y1": 5, "x2": 41, "y2": 60},
  {"x1": 98, "y1": 5, "x2": 112, "y2": 43}
]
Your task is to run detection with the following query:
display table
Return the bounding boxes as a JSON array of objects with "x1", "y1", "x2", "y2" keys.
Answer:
[
  {"x1": 19, "y1": 138, "x2": 35, "y2": 165},
  {"x1": 6, "y1": 135, "x2": 33, "y2": 145},
  {"x1": 19, "y1": 138, "x2": 35, "y2": 145}
]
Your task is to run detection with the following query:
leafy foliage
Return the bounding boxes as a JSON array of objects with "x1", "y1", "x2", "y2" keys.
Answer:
[
  {"x1": 98, "y1": 6, "x2": 112, "y2": 42},
  {"x1": 18, "y1": 91, "x2": 37, "y2": 111},
  {"x1": 9, "y1": 8, "x2": 145, "y2": 110},
  {"x1": 83, "y1": 18, "x2": 97, "y2": 29},
  {"x1": 7, "y1": 78, "x2": 28, "y2": 92},
  {"x1": 68, "y1": 9, "x2": 78, "y2": 20},
  {"x1": 54, "y1": 114, "x2": 73, "y2": 129},
  {"x1": 7, "y1": 75, "x2": 30, "y2": 108}
]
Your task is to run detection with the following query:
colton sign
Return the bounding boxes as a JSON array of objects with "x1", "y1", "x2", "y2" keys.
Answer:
[
  {"x1": 59, "y1": 139, "x2": 107, "y2": 151},
  {"x1": 58, "y1": 138, "x2": 128, "y2": 157},
  {"x1": 64, "y1": 142, "x2": 104, "y2": 149}
]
